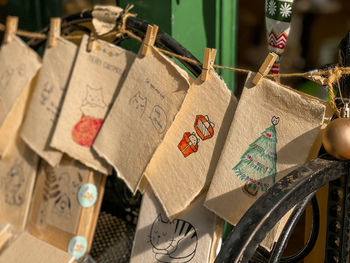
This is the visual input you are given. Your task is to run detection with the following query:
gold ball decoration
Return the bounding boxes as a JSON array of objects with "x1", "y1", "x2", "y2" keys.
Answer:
[{"x1": 322, "y1": 117, "x2": 350, "y2": 160}]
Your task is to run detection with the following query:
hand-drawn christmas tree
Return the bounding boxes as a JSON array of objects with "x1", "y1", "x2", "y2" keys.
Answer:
[{"x1": 233, "y1": 116, "x2": 279, "y2": 192}]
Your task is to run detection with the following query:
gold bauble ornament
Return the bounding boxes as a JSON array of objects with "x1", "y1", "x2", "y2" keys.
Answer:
[{"x1": 322, "y1": 105, "x2": 350, "y2": 159}]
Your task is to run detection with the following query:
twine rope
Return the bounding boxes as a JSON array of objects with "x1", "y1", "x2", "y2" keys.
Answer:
[{"x1": 0, "y1": 15, "x2": 350, "y2": 116}]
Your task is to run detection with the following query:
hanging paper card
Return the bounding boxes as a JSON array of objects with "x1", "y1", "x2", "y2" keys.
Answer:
[
  {"x1": 0, "y1": 232, "x2": 74, "y2": 263},
  {"x1": 0, "y1": 36, "x2": 41, "y2": 127},
  {"x1": 130, "y1": 188, "x2": 223, "y2": 263},
  {"x1": 50, "y1": 35, "x2": 135, "y2": 174},
  {"x1": 0, "y1": 135, "x2": 39, "y2": 230},
  {"x1": 21, "y1": 37, "x2": 78, "y2": 167},
  {"x1": 27, "y1": 157, "x2": 106, "y2": 258},
  {"x1": 144, "y1": 70, "x2": 237, "y2": 219},
  {"x1": 205, "y1": 73, "x2": 332, "y2": 227},
  {"x1": 93, "y1": 46, "x2": 190, "y2": 193},
  {"x1": 0, "y1": 74, "x2": 35, "y2": 157}
]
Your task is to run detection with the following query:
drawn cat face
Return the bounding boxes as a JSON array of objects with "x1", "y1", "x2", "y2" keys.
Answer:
[
  {"x1": 150, "y1": 214, "x2": 198, "y2": 263},
  {"x1": 149, "y1": 105, "x2": 167, "y2": 134},
  {"x1": 82, "y1": 85, "x2": 107, "y2": 108},
  {"x1": 53, "y1": 193, "x2": 71, "y2": 216},
  {"x1": 150, "y1": 214, "x2": 175, "y2": 250},
  {"x1": 129, "y1": 91, "x2": 147, "y2": 117}
]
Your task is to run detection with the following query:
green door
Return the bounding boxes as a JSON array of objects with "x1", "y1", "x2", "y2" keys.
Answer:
[{"x1": 118, "y1": 0, "x2": 238, "y2": 91}]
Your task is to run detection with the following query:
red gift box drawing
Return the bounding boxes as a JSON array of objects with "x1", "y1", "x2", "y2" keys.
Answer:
[{"x1": 178, "y1": 132, "x2": 199, "y2": 158}]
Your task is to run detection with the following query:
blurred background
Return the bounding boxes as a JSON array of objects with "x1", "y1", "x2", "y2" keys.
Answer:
[{"x1": 0, "y1": 0, "x2": 349, "y2": 98}]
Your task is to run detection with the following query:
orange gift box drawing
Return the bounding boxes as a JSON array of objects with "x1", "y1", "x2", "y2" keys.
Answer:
[
  {"x1": 178, "y1": 132, "x2": 199, "y2": 157},
  {"x1": 178, "y1": 115, "x2": 215, "y2": 158}
]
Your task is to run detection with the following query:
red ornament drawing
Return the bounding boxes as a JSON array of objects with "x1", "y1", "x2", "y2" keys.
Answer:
[
  {"x1": 72, "y1": 85, "x2": 107, "y2": 147},
  {"x1": 72, "y1": 114, "x2": 104, "y2": 146}
]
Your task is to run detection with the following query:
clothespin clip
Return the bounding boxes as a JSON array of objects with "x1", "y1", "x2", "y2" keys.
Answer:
[
  {"x1": 141, "y1": 24, "x2": 159, "y2": 57},
  {"x1": 201, "y1": 48, "x2": 217, "y2": 81},
  {"x1": 252, "y1": 52, "x2": 278, "y2": 85},
  {"x1": 4, "y1": 16, "x2": 18, "y2": 44},
  {"x1": 48, "y1": 18, "x2": 61, "y2": 47},
  {"x1": 87, "y1": 32, "x2": 97, "y2": 52}
]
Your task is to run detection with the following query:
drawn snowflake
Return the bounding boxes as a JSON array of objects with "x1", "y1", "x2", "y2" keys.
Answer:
[
  {"x1": 268, "y1": 0, "x2": 277, "y2": 16},
  {"x1": 280, "y1": 3, "x2": 292, "y2": 18}
]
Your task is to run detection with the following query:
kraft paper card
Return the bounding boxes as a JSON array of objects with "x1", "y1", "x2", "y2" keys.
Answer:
[
  {"x1": 144, "y1": 70, "x2": 237, "y2": 219},
  {"x1": 0, "y1": 232, "x2": 74, "y2": 263},
  {"x1": 0, "y1": 75, "x2": 35, "y2": 157},
  {"x1": 34, "y1": 157, "x2": 89, "y2": 234},
  {"x1": 27, "y1": 159, "x2": 106, "y2": 257},
  {"x1": 21, "y1": 37, "x2": 78, "y2": 167},
  {"x1": 130, "y1": 188, "x2": 222, "y2": 263},
  {"x1": 93, "y1": 46, "x2": 190, "y2": 193},
  {"x1": 51, "y1": 34, "x2": 135, "y2": 174},
  {"x1": 0, "y1": 135, "x2": 39, "y2": 230},
  {"x1": 205, "y1": 73, "x2": 332, "y2": 227},
  {"x1": 0, "y1": 36, "x2": 41, "y2": 127}
]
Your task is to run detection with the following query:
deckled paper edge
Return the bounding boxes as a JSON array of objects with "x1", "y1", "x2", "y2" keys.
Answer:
[{"x1": 92, "y1": 5, "x2": 123, "y2": 35}]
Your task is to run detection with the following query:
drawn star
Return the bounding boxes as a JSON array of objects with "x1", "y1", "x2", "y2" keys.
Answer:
[
  {"x1": 75, "y1": 245, "x2": 83, "y2": 252},
  {"x1": 85, "y1": 192, "x2": 93, "y2": 201},
  {"x1": 268, "y1": 0, "x2": 277, "y2": 16},
  {"x1": 280, "y1": 3, "x2": 292, "y2": 18}
]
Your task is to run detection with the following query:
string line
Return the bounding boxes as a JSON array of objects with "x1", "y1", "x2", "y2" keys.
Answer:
[
  {"x1": 1, "y1": 13, "x2": 350, "y2": 116},
  {"x1": 0, "y1": 21, "x2": 347, "y2": 79}
]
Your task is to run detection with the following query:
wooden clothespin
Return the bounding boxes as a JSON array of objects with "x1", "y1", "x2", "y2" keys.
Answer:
[
  {"x1": 201, "y1": 48, "x2": 217, "y2": 81},
  {"x1": 252, "y1": 52, "x2": 278, "y2": 85},
  {"x1": 141, "y1": 24, "x2": 159, "y2": 56},
  {"x1": 48, "y1": 18, "x2": 61, "y2": 47},
  {"x1": 87, "y1": 32, "x2": 97, "y2": 52},
  {"x1": 4, "y1": 16, "x2": 18, "y2": 44}
]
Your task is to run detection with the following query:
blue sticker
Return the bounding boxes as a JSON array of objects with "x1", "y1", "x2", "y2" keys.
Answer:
[
  {"x1": 68, "y1": 236, "x2": 87, "y2": 260},
  {"x1": 78, "y1": 183, "x2": 98, "y2": 208}
]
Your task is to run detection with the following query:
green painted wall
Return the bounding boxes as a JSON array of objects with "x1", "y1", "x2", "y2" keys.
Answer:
[{"x1": 118, "y1": 0, "x2": 237, "y2": 91}]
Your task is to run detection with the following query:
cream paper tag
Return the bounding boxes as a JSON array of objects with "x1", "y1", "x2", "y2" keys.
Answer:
[
  {"x1": 0, "y1": 36, "x2": 41, "y2": 127},
  {"x1": 0, "y1": 135, "x2": 39, "y2": 230},
  {"x1": 205, "y1": 72, "x2": 332, "y2": 231},
  {"x1": 130, "y1": 188, "x2": 221, "y2": 263},
  {"x1": 50, "y1": 35, "x2": 135, "y2": 174},
  {"x1": 93, "y1": 46, "x2": 190, "y2": 193},
  {"x1": 21, "y1": 37, "x2": 78, "y2": 167},
  {"x1": 144, "y1": 70, "x2": 237, "y2": 219},
  {"x1": 92, "y1": 5, "x2": 123, "y2": 35},
  {"x1": 34, "y1": 157, "x2": 89, "y2": 234}
]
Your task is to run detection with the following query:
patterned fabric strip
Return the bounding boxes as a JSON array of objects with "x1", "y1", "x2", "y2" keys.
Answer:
[{"x1": 265, "y1": 0, "x2": 294, "y2": 73}]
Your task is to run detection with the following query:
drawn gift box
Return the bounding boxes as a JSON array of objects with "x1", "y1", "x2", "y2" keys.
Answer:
[
  {"x1": 194, "y1": 115, "x2": 214, "y2": 140},
  {"x1": 178, "y1": 132, "x2": 199, "y2": 157}
]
